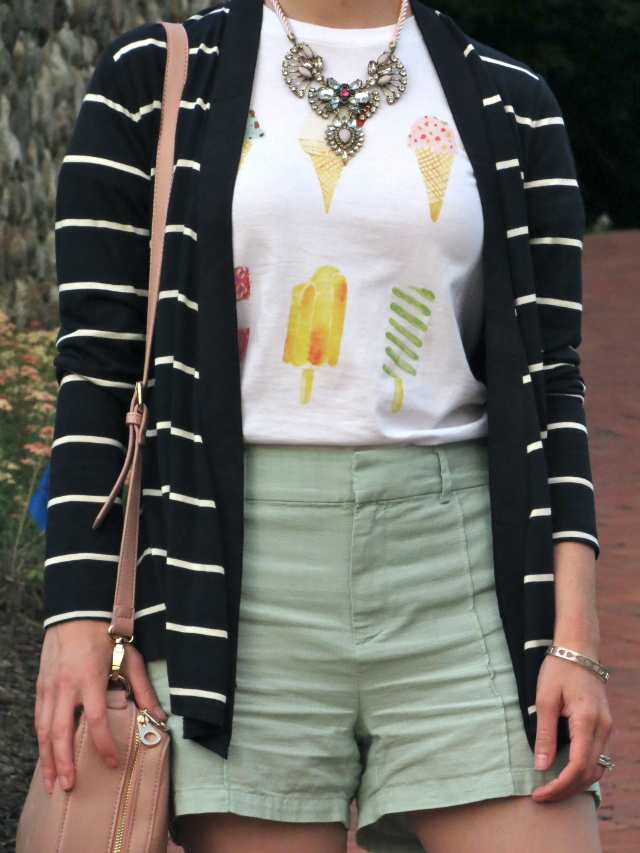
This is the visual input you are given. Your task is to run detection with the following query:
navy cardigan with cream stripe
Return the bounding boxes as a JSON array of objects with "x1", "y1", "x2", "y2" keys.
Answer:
[{"x1": 44, "y1": 0, "x2": 598, "y2": 757}]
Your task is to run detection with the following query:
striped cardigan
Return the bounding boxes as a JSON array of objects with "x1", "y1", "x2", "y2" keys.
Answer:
[{"x1": 44, "y1": 0, "x2": 598, "y2": 758}]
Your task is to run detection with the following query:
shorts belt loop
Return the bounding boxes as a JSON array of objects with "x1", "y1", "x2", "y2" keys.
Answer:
[{"x1": 434, "y1": 447, "x2": 452, "y2": 504}]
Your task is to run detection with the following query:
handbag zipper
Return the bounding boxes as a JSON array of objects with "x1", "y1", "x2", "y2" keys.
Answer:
[
  {"x1": 112, "y1": 731, "x2": 141, "y2": 853},
  {"x1": 112, "y1": 711, "x2": 165, "y2": 853}
]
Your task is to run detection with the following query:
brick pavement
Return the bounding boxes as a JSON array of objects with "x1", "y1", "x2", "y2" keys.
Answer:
[
  {"x1": 580, "y1": 231, "x2": 640, "y2": 853},
  {"x1": 169, "y1": 231, "x2": 639, "y2": 853}
]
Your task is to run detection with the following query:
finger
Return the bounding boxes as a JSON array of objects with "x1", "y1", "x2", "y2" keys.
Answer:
[
  {"x1": 533, "y1": 758, "x2": 589, "y2": 802},
  {"x1": 35, "y1": 685, "x2": 56, "y2": 794},
  {"x1": 592, "y1": 708, "x2": 613, "y2": 762},
  {"x1": 586, "y1": 716, "x2": 613, "y2": 785},
  {"x1": 533, "y1": 714, "x2": 596, "y2": 802},
  {"x1": 50, "y1": 690, "x2": 79, "y2": 791},
  {"x1": 533, "y1": 694, "x2": 560, "y2": 772},
  {"x1": 82, "y1": 686, "x2": 119, "y2": 768},
  {"x1": 123, "y1": 649, "x2": 167, "y2": 722}
]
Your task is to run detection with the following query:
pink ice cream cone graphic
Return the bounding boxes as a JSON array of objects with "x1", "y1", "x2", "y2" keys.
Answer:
[
  {"x1": 234, "y1": 266, "x2": 251, "y2": 361},
  {"x1": 408, "y1": 116, "x2": 458, "y2": 222}
]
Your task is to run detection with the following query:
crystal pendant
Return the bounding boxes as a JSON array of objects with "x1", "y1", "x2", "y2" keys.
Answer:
[{"x1": 325, "y1": 117, "x2": 364, "y2": 164}]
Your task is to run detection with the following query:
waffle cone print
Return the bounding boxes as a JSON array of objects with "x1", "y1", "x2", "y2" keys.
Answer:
[
  {"x1": 408, "y1": 116, "x2": 458, "y2": 222},
  {"x1": 383, "y1": 286, "x2": 435, "y2": 412},
  {"x1": 299, "y1": 112, "x2": 344, "y2": 213},
  {"x1": 238, "y1": 109, "x2": 264, "y2": 171},
  {"x1": 283, "y1": 265, "x2": 348, "y2": 403}
]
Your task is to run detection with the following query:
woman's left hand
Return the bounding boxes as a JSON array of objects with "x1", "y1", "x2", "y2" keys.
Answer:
[{"x1": 531, "y1": 652, "x2": 612, "y2": 802}]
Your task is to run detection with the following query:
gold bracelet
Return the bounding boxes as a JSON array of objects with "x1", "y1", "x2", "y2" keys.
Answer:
[{"x1": 545, "y1": 646, "x2": 610, "y2": 683}]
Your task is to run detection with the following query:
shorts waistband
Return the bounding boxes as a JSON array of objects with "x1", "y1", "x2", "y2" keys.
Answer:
[{"x1": 243, "y1": 439, "x2": 489, "y2": 504}]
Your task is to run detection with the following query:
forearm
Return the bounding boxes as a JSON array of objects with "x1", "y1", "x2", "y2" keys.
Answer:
[{"x1": 552, "y1": 541, "x2": 601, "y2": 660}]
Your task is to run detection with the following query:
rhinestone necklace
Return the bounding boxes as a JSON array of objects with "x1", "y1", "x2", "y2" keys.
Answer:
[{"x1": 269, "y1": 0, "x2": 409, "y2": 163}]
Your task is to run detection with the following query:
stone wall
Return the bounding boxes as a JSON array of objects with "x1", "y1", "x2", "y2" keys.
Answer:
[{"x1": 0, "y1": 0, "x2": 204, "y2": 329}]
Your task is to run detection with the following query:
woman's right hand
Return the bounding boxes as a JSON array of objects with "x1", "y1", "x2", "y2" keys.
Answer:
[{"x1": 35, "y1": 619, "x2": 166, "y2": 793}]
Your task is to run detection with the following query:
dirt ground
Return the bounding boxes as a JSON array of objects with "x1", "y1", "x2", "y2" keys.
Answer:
[{"x1": 1, "y1": 231, "x2": 638, "y2": 853}]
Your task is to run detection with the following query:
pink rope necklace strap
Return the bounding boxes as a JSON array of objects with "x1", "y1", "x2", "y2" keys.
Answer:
[{"x1": 268, "y1": 0, "x2": 410, "y2": 47}]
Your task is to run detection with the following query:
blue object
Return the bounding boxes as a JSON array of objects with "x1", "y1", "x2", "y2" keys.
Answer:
[{"x1": 28, "y1": 463, "x2": 50, "y2": 530}]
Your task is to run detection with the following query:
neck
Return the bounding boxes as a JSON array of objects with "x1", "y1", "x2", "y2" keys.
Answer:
[{"x1": 266, "y1": 0, "x2": 411, "y2": 29}]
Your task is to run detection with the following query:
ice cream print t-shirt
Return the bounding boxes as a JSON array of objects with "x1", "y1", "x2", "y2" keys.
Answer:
[{"x1": 230, "y1": 8, "x2": 487, "y2": 445}]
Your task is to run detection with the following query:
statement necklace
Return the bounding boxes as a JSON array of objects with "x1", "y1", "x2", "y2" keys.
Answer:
[{"x1": 269, "y1": 0, "x2": 409, "y2": 163}]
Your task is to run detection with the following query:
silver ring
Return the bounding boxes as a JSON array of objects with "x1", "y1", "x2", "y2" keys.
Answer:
[{"x1": 598, "y1": 754, "x2": 615, "y2": 771}]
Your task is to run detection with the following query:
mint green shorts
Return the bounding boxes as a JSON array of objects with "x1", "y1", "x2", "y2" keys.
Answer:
[{"x1": 147, "y1": 440, "x2": 599, "y2": 853}]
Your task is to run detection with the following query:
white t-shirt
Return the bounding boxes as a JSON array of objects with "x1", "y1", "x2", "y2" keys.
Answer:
[{"x1": 231, "y1": 8, "x2": 488, "y2": 445}]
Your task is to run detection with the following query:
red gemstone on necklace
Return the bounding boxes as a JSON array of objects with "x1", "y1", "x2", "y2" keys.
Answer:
[{"x1": 340, "y1": 87, "x2": 350, "y2": 98}]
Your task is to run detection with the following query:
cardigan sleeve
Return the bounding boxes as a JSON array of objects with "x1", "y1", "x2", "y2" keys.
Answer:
[
  {"x1": 523, "y1": 76, "x2": 599, "y2": 556},
  {"x1": 43, "y1": 27, "x2": 166, "y2": 627}
]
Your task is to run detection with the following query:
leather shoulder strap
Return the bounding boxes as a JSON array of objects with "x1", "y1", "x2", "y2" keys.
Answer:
[
  {"x1": 104, "y1": 21, "x2": 189, "y2": 640},
  {"x1": 143, "y1": 22, "x2": 189, "y2": 388}
]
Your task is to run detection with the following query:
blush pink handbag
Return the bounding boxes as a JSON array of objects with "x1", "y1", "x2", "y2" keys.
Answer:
[{"x1": 16, "y1": 20, "x2": 189, "y2": 853}]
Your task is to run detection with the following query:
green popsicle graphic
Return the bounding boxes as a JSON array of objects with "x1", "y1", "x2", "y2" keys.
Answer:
[{"x1": 382, "y1": 286, "x2": 435, "y2": 412}]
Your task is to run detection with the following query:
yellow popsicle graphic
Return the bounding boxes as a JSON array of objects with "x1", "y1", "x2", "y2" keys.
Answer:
[{"x1": 283, "y1": 265, "x2": 348, "y2": 403}]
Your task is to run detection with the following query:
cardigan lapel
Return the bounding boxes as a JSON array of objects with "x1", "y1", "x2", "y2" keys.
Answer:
[
  {"x1": 411, "y1": 3, "x2": 547, "y2": 744},
  {"x1": 192, "y1": 0, "x2": 264, "y2": 753},
  {"x1": 411, "y1": 2, "x2": 530, "y2": 527},
  {"x1": 195, "y1": 0, "x2": 263, "y2": 562},
  {"x1": 196, "y1": 0, "x2": 263, "y2": 527}
]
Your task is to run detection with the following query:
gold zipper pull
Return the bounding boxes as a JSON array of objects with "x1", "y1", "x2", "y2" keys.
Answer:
[{"x1": 136, "y1": 709, "x2": 165, "y2": 747}]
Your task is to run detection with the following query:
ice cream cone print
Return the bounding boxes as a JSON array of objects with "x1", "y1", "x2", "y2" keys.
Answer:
[
  {"x1": 300, "y1": 112, "x2": 344, "y2": 213},
  {"x1": 234, "y1": 266, "x2": 251, "y2": 361},
  {"x1": 283, "y1": 265, "x2": 348, "y2": 403},
  {"x1": 239, "y1": 138, "x2": 253, "y2": 171},
  {"x1": 408, "y1": 117, "x2": 458, "y2": 222},
  {"x1": 238, "y1": 109, "x2": 264, "y2": 172},
  {"x1": 382, "y1": 285, "x2": 435, "y2": 412}
]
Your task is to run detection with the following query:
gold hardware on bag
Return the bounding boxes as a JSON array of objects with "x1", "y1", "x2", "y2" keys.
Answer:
[
  {"x1": 108, "y1": 624, "x2": 134, "y2": 644},
  {"x1": 111, "y1": 640, "x2": 125, "y2": 674},
  {"x1": 109, "y1": 629, "x2": 134, "y2": 694}
]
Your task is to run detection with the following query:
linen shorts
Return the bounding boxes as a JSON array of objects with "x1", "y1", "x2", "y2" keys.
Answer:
[{"x1": 147, "y1": 439, "x2": 599, "y2": 853}]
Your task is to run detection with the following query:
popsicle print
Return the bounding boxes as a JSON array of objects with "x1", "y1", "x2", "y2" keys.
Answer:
[
  {"x1": 382, "y1": 286, "x2": 435, "y2": 412},
  {"x1": 283, "y1": 265, "x2": 348, "y2": 403},
  {"x1": 408, "y1": 116, "x2": 458, "y2": 222},
  {"x1": 234, "y1": 265, "x2": 251, "y2": 361},
  {"x1": 238, "y1": 109, "x2": 264, "y2": 172}
]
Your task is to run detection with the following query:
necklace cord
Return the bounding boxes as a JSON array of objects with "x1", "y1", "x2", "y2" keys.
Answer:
[
  {"x1": 269, "y1": 0, "x2": 410, "y2": 49},
  {"x1": 269, "y1": 0, "x2": 295, "y2": 40},
  {"x1": 391, "y1": 0, "x2": 409, "y2": 48}
]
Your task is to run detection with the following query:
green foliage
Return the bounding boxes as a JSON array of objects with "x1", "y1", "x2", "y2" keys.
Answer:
[
  {"x1": 0, "y1": 311, "x2": 58, "y2": 617},
  {"x1": 432, "y1": 0, "x2": 640, "y2": 227}
]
